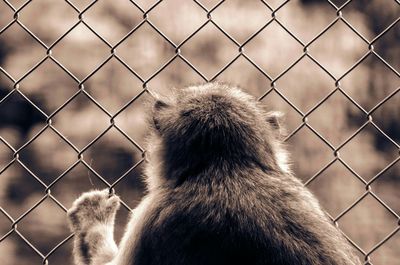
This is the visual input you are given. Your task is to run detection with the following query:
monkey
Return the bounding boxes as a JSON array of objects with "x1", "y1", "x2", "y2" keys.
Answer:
[{"x1": 67, "y1": 82, "x2": 361, "y2": 265}]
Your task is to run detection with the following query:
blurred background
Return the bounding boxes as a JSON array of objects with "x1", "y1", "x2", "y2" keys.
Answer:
[{"x1": 0, "y1": 0, "x2": 399, "y2": 264}]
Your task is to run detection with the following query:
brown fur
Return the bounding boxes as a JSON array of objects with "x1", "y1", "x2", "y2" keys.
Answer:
[{"x1": 68, "y1": 82, "x2": 360, "y2": 265}]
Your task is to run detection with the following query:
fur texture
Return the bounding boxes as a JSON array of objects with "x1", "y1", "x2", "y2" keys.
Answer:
[{"x1": 68, "y1": 82, "x2": 360, "y2": 265}]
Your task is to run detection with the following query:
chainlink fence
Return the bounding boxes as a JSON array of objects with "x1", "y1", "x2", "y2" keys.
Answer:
[{"x1": 0, "y1": 0, "x2": 399, "y2": 264}]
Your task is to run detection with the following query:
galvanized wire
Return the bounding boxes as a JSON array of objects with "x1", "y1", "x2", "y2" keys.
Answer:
[{"x1": 0, "y1": 0, "x2": 399, "y2": 264}]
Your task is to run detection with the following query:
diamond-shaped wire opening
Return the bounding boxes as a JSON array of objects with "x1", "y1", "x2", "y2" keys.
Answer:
[
  {"x1": 180, "y1": 22, "x2": 238, "y2": 79},
  {"x1": 275, "y1": 0, "x2": 337, "y2": 43},
  {"x1": 18, "y1": 128, "x2": 77, "y2": 184},
  {"x1": 0, "y1": 23, "x2": 44, "y2": 79},
  {"x1": 340, "y1": 123, "x2": 399, "y2": 181},
  {"x1": 116, "y1": 22, "x2": 176, "y2": 80},
  {"x1": 84, "y1": 57, "x2": 143, "y2": 113},
  {"x1": 18, "y1": 0, "x2": 78, "y2": 46},
  {"x1": 18, "y1": 59, "x2": 79, "y2": 114},
  {"x1": 82, "y1": 127, "x2": 143, "y2": 183},
  {"x1": 340, "y1": 53, "x2": 400, "y2": 111},
  {"x1": 50, "y1": 92, "x2": 110, "y2": 149},
  {"x1": 113, "y1": 91, "x2": 152, "y2": 142},
  {"x1": 211, "y1": 0, "x2": 272, "y2": 43},
  {"x1": 149, "y1": 0, "x2": 206, "y2": 44},
  {"x1": 306, "y1": 90, "x2": 367, "y2": 147},
  {"x1": 244, "y1": 21, "x2": 304, "y2": 78},
  {"x1": 17, "y1": 197, "x2": 70, "y2": 254},
  {"x1": 338, "y1": 194, "x2": 398, "y2": 251},
  {"x1": 214, "y1": 56, "x2": 270, "y2": 99},
  {"x1": 307, "y1": 161, "x2": 366, "y2": 217},
  {"x1": 309, "y1": 20, "x2": 368, "y2": 78},
  {"x1": 51, "y1": 23, "x2": 110, "y2": 80},
  {"x1": 83, "y1": 0, "x2": 143, "y2": 45},
  {"x1": 51, "y1": 163, "x2": 108, "y2": 208},
  {"x1": 277, "y1": 56, "x2": 335, "y2": 112},
  {"x1": 286, "y1": 126, "x2": 334, "y2": 181}
]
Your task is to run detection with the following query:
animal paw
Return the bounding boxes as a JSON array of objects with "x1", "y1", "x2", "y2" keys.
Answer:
[{"x1": 67, "y1": 189, "x2": 120, "y2": 232}]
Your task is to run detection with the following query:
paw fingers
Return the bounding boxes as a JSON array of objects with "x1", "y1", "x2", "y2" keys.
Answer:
[
  {"x1": 106, "y1": 195, "x2": 121, "y2": 212},
  {"x1": 67, "y1": 189, "x2": 120, "y2": 231}
]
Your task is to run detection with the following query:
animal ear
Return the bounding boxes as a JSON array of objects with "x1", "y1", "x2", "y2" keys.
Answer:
[
  {"x1": 266, "y1": 111, "x2": 284, "y2": 130},
  {"x1": 152, "y1": 90, "x2": 174, "y2": 111},
  {"x1": 152, "y1": 98, "x2": 171, "y2": 132},
  {"x1": 154, "y1": 99, "x2": 169, "y2": 111}
]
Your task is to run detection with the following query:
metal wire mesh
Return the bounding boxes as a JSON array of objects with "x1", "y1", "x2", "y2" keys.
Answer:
[{"x1": 0, "y1": 0, "x2": 399, "y2": 264}]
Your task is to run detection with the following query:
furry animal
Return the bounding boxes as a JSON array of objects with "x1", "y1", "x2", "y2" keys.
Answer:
[{"x1": 67, "y1": 83, "x2": 361, "y2": 265}]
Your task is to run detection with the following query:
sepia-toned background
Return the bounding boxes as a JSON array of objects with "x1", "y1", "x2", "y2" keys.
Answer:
[{"x1": 0, "y1": 0, "x2": 399, "y2": 264}]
